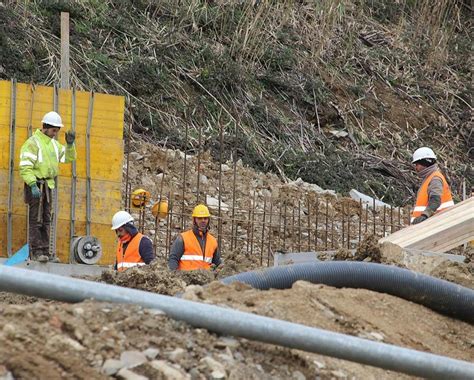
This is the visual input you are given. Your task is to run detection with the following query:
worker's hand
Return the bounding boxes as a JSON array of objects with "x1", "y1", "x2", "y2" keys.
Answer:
[
  {"x1": 412, "y1": 215, "x2": 428, "y2": 225},
  {"x1": 30, "y1": 183, "x2": 41, "y2": 199},
  {"x1": 65, "y1": 130, "x2": 76, "y2": 145}
]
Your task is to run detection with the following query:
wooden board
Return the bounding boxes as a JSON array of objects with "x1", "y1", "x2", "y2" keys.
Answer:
[
  {"x1": 379, "y1": 197, "x2": 474, "y2": 253},
  {"x1": 0, "y1": 81, "x2": 124, "y2": 264}
]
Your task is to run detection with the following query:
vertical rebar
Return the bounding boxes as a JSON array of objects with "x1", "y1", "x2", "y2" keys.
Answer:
[
  {"x1": 124, "y1": 101, "x2": 132, "y2": 211},
  {"x1": 249, "y1": 191, "x2": 256, "y2": 257},
  {"x1": 278, "y1": 198, "x2": 283, "y2": 252},
  {"x1": 267, "y1": 198, "x2": 273, "y2": 267},
  {"x1": 298, "y1": 199, "x2": 302, "y2": 252},
  {"x1": 315, "y1": 196, "x2": 319, "y2": 250},
  {"x1": 283, "y1": 202, "x2": 288, "y2": 252},
  {"x1": 181, "y1": 122, "x2": 188, "y2": 230},
  {"x1": 372, "y1": 197, "x2": 376, "y2": 236},
  {"x1": 324, "y1": 197, "x2": 329, "y2": 250},
  {"x1": 69, "y1": 88, "x2": 77, "y2": 259},
  {"x1": 85, "y1": 91, "x2": 94, "y2": 236},
  {"x1": 397, "y1": 206, "x2": 401, "y2": 231},
  {"x1": 291, "y1": 203, "x2": 296, "y2": 252},
  {"x1": 306, "y1": 196, "x2": 311, "y2": 252},
  {"x1": 260, "y1": 197, "x2": 267, "y2": 266},
  {"x1": 331, "y1": 215, "x2": 335, "y2": 250},
  {"x1": 196, "y1": 123, "x2": 202, "y2": 204},
  {"x1": 341, "y1": 203, "x2": 345, "y2": 248},
  {"x1": 390, "y1": 205, "x2": 394, "y2": 234},
  {"x1": 230, "y1": 124, "x2": 238, "y2": 252},
  {"x1": 407, "y1": 206, "x2": 412, "y2": 225},
  {"x1": 383, "y1": 205, "x2": 386, "y2": 237},
  {"x1": 365, "y1": 203, "x2": 369, "y2": 234},
  {"x1": 217, "y1": 121, "x2": 224, "y2": 253},
  {"x1": 7, "y1": 79, "x2": 17, "y2": 257},
  {"x1": 26, "y1": 84, "x2": 35, "y2": 248},
  {"x1": 358, "y1": 199, "x2": 362, "y2": 243},
  {"x1": 347, "y1": 204, "x2": 351, "y2": 249}
]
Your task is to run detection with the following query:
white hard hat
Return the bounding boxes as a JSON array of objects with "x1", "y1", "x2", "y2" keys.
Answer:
[
  {"x1": 111, "y1": 211, "x2": 134, "y2": 230},
  {"x1": 41, "y1": 111, "x2": 63, "y2": 127},
  {"x1": 412, "y1": 147, "x2": 436, "y2": 163}
]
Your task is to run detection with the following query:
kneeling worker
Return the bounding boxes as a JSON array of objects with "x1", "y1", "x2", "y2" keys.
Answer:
[
  {"x1": 112, "y1": 211, "x2": 155, "y2": 271},
  {"x1": 168, "y1": 204, "x2": 221, "y2": 271}
]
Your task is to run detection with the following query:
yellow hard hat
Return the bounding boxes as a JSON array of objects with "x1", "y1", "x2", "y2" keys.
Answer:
[
  {"x1": 192, "y1": 204, "x2": 210, "y2": 218},
  {"x1": 131, "y1": 189, "x2": 150, "y2": 208},
  {"x1": 152, "y1": 199, "x2": 168, "y2": 219}
]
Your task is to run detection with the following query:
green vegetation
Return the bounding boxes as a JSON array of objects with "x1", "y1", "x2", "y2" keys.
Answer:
[{"x1": 1, "y1": 0, "x2": 471, "y2": 204}]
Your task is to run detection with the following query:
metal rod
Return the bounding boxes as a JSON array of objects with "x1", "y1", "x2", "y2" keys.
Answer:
[
  {"x1": 1, "y1": 266, "x2": 473, "y2": 380},
  {"x1": 50, "y1": 84, "x2": 59, "y2": 258},
  {"x1": 383, "y1": 205, "x2": 387, "y2": 238},
  {"x1": 260, "y1": 197, "x2": 267, "y2": 266},
  {"x1": 347, "y1": 203, "x2": 351, "y2": 249},
  {"x1": 341, "y1": 202, "x2": 345, "y2": 248},
  {"x1": 390, "y1": 205, "x2": 394, "y2": 234},
  {"x1": 267, "y1": 198, "x2": 273, "y2": 267},
  {"x1": 85, "y1": 91, "x2": 94, "y2": 236},
  {"x1": 69, "y1": 88, "x2": 77, "y2": 261},
  {"x1": 283, "y1": 202, "x2": 288, "y2": 252},
  {"x1": 315, "y1": 196, "x2": 319, "y2": 250},
  {"x1": 124, "y1": 101, "x2": 132, "y2": 211},
  {"x1": 365, "y1": 202, "x2": 369, "y2": 234},
  {"x1": 249, "y1": 191, "x2": 256, "y2": 257},
  {"x1": 181, "y1": 122, "x2": 188, "y2": 230},
  {"x1": 291, "y1": 204, "x2": 295, "y2": 252},
  {"x1": 397, "y1": 206, "x2": 401, "y2": 231},
  {"x1": 324, "y1": 198, "x2": 329, "y2": 250},
  {"x1": 26, "y1": 83, "x2": 35, "y2": 246},
  {"x1": 7, "y1": 79, "x2": 17, "y2": 257},
  {"x1": 358, "y1": 199, "x2": 362, "y2": 243},
  {"x1": 372, "y1": 197, "x2": 376, "y2": 236},
  {"x1": 298, "y1": 199, "x2": 302, "y2": 252},
  {"x1": 307, "y1": 196, "x2": 311, "y2": 252},
  {"x1": 217, "y1": 121, "x2": 224, "y2": 252},
  {"x1": 196, "y1": 123, "x2": 202, "y2": 204}
]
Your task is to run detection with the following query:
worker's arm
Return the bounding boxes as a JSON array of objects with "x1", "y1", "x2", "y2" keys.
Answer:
[
  {"x1": 19, "y1": 139, "x2": 39, "y2": 186},
  {"x1": 138, "y1": 236, "x2": 155, "y2": 264},
  {"x1": 212, "y1": 247, "x2": 222, "y2": 267},
  {"x1": 168, "y1": 235, "x2": 184, "y2": 270},
  {"x1": 424, "y1": 177, "x2": 442, "y2": 217}
]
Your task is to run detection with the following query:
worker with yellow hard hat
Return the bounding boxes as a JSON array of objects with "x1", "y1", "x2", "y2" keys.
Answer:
[{"x1": 168, "y1": 204, "x2": 222, "y2": 271}]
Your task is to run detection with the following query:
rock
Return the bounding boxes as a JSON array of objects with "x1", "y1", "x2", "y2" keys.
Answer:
[
  {"x1": 150, "y1": 360, "x2": 188, "y2": 379},
  {"x1": 292, "y1": 370, "x2": 306, "y2": 380},
  {"x1": 199, "y1": 174, "x2": 209, "y2": 185},
  {"x1": 215, "y1": 337, "x2": 240, "y2": 349},
  {"x1": 330, "y1": 369, "x2": 347, "y2": 378},
  {"x1": 130, "y1": 152, "x2": 144, "y2": 161},
  {"x1": 101, "y1": 359, "x2": 124, "y2": 376},
  {"x1": 0, "y1": 365, "x2": 14, "y2": 380},
  {"x1": 46, "y1": 334, "x2": 85, "y2": 351},
  {"x1": 120, "y1": 350, "x2": 148, "y2": 368},
  {"x1": 201, "y1": 356, "x2": 226, "y2": 375},
  {"x1": 206, "y1": 195, "x2": 230, "y2": 212},
  {"x1": 143, "y1": 347, "x2": 160, "y2": 360},
  {"x1": 72, "y1": 307, "x2": 84, "y2": 316},
  {"x1": 167, "y1": 348, "x2": 186, "y2": 362},
  {"x1": 313, "y1": 360, "x2": 326, "y2": 369},
  {"x1": 221, "y1": 164, "x2": 231, "y2": 172},
  {"x1": 211, "y1": 370, "x2": 226, "y2": 379},
  {"x1": 116, "y1": 368, "x2": 149, "y2": 380}
]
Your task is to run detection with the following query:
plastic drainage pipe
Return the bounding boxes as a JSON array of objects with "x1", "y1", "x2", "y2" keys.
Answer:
[
  {"x1": 0, "y1": 266, "x2": 473, "y2": 379},
  {"x1": 221, "y1": 261, "x2": 474, "y2": 324}
]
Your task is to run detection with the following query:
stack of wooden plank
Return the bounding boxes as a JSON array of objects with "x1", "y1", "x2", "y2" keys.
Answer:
[{"x1": 380, "y1": 197, "x2": 474, "y2": 253}]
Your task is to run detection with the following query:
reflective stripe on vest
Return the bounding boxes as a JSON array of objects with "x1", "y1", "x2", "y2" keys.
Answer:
[
  {"x1": 116, "y1": 233, "x2": 145, "y2": 272},
  {"x1": 411, "y1": 170, "x2": 454, "y2": 222},
  {"x1": 178, "y1": 229, "x2": 217, "y2": 271}
]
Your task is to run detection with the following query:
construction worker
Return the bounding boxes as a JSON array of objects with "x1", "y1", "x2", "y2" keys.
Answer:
[
  {"x1": 168, "y1": 204, "x2": 222, "y2": 271},
  {"x1": 411, "y1": 147, "x2": 454, "y2": 224},
  {"x1": 112, "y1": 211, "x2": 155, "y2": 271},
  {"x1": 19, "y1": 111, "x2": 76, "y2": 262}
]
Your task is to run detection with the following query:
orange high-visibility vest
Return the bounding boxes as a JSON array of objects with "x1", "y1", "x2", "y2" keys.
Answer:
[
  {"x1": 116, "y1": 233, "x2": 146, "y2": 272},
  {"x1": 411, "y1": 170, "x2": 454, "y2": 222},
  {"x1": 178, "y1": 229, "x2": 217, "y2": 271}
]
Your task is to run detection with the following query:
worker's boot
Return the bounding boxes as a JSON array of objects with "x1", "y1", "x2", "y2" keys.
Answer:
[{"x1": 37, "y1": 254, "x2": 49, "y2": 263}]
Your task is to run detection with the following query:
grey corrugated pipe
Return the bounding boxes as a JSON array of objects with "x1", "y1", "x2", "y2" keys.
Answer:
[
  {"x1": 220, "y1": 261, "x2": 474, "y2": 323},
  {"x1": 0, "y1": 266, "x2": 473, "y2": 379}
]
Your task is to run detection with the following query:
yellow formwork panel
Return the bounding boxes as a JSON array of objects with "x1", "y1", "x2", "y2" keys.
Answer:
[{"x1": 0, "y1": 80, "x2": 124, "y2": 264}]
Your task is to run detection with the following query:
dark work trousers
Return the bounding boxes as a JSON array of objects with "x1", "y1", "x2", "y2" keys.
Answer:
[{"x1": 24, "y1": 182, "x2": 51, "y2": 258}]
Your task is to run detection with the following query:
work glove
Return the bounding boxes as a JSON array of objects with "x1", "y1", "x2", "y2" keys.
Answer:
[
  {"x1": 412, "y1": 215, "x2": 428, "y2": 225},
  {"x1": 30, "y1": 183, "x2": 41, "y2": 199},
  {"x1": 65, "y1": 130, "x2": 76, "y2": 145}
]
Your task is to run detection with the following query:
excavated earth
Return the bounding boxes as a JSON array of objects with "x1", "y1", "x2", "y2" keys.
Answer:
[{"x1": 1, "y1": 143, "x2": 473, "y2": 379}]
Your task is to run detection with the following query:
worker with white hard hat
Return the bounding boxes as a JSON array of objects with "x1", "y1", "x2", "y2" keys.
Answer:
[
  {"x1": 112, "y1": 211, "x2": 155, "y2": 271},
  {"x1": 19, "y1": 111, "x2": 77, "y2": 262},
  {"x1": 410, "y1": 147, "x2": 454, "y2": 224}
]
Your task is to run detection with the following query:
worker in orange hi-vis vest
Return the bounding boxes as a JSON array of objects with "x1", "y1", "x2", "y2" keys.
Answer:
[
  {"x1": 168, "y1": 204, "x2": 222, "y2": 271},
  {"x1": 410, "y1": 147, "x2": 454, "y2": 225},
  {"x1": 112, "y1": 211, "x2": 155, "y2": 272}
]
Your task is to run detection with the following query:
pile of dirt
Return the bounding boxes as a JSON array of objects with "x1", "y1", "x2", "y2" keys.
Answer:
[{"x1": 332, "y1": 235, "x2": 382, "y2": 262}]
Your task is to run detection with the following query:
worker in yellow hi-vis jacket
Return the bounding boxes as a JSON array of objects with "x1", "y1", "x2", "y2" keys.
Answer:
[{"x1": 19, "y1": 111, "x2": 76, "y2": 263}]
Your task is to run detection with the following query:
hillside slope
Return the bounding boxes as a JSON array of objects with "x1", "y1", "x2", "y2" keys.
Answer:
[{"x1": 0, "y1": 0, "x2": 471, "y2": 204}]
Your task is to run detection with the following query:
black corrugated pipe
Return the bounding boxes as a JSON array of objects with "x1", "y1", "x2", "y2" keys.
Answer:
[{"x1": 220, "y1": 261, "x2": 474, "y2": 323}]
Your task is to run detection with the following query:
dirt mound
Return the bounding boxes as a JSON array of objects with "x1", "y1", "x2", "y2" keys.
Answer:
[{"x1": 332, "y1": 235, "x2": 382, "y2": 262}]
